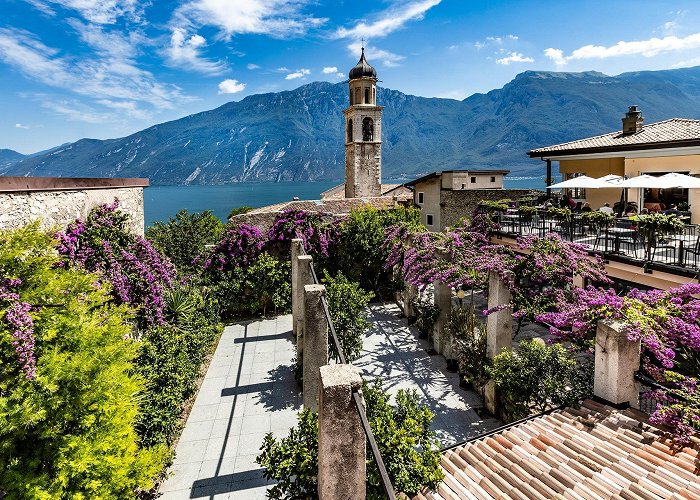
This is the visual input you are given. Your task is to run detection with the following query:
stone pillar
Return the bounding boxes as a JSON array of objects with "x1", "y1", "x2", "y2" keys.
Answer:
[
  {"x1": 404, "y1": 283, "x2": 419, "y2": 319},
  {"x1": 573, "y1": 274, "x2": 585, "y2": 289},
  {"x1": 291, "y1": 239, "x2": 304, "y2": 339},
  {"x1": 485, "y1": 271, "x2": 513, "y2": 415},
  {"x1": 303, "y1": 284, "x2": 329, "y2": 411},
  {"x1": 294, "y1": 255, "x2": 314, "y2": 360},
  {"x1": 433, "y1": 282, "x2": 452, "y2": 355},
  {"x1": 594, "y1": 320, "x2": 641, "y2": 408},
  {"x1": 318, "y1": 364, "x2": 366, "y2": 500}
]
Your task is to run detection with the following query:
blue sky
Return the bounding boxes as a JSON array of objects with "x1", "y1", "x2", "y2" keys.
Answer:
[{"x1": 2, "y1": 0, "x2": 700, "y2": 154}]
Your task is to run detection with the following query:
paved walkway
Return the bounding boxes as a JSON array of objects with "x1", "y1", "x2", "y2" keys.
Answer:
[
  {"x1": 159, "y1": 303, "x2": 498, "y2": 498},
  {"x1": 159, "y1": 315, "x2": 299, "y2": 499},
  {"x1": 357, "y1": 303, "x2": 500, "y2": 447}
]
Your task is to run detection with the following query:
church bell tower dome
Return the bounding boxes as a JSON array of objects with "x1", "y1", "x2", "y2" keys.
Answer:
[{"x1": 348, "y1": 48, "x2": 377, "y2": 80}]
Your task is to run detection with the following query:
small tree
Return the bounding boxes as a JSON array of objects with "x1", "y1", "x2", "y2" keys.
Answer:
[
  {"x1": 488, "y1": 340, "x2": 592, "y2": 421},
  {"x1": 323, "y1": 270, "x2": 374, "y2": 362},
  {"x1": 146, "y1": 209, "x2": 224, "y2": 277},
  {"x1": 256, "y1": 379, "x2": 444, "y2": 499}
]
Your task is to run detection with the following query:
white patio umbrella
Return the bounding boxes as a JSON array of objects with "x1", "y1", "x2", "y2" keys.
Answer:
[
  {"x1": 548, "y1": 175, "x2": 602, "y2": 189},
  {"x1": 598, "y1": 174, "x2": 624, "y2": 186},
  {"x1": 616, "y1": 174, "x2": 660, "y2": 188},
  {"x1": 656, "y1": 172, "x2": 700, "y2": 189}
]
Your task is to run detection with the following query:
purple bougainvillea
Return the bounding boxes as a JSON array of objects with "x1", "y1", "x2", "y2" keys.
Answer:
[
  {"x1": 56, "y1": 200, "x2": 176, "y2": 327},
  {"x1": 1, "y1": 278, "x2": 36, "y2": 379}
]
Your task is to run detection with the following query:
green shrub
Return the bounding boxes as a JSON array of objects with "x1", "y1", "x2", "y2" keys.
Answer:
[
  {"x1": 0, "y1": 224, "x2": 166, "y2": 498},
  {"x1": 323, "y1": 270, "x2": 374, "y2": 362},
  {"x1": 581, "y1": 210, "x2": 614, "y2": 231},
  {"x1": 488, "y1": 340, "x2": 592, "y2": 421},
  {"x1": 146, "y1": 209, "x2": 224, "y2": 277},
  {"x1": 412, "y1": 297, "x2": 440, "y2": 337},
  {"x1": 546, "y1": 206, "x2": 572, "y2": 222},
  {"x1": 227, "y1": 205, "x2": 254, "y2": 219},
  {"x1": 478, "y1": 199, "x2": 511, "y2": 213},
  {"x1": 212, "y1": 252, "x2": 291, "y2": 318},
  {"x1": 336, "y1": 206, "x2": 421, "y2": 299},
  {"x1": 135, "y1": 286, "x2": 222, "y2": 447},
  {"x1": 256, "y1": 379, "x2": 443, "y2": 499},
  {"x1": 448, "y1": 306, "x2": 488, "y2": 388}
]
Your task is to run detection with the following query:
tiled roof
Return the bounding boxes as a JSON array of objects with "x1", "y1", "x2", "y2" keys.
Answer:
[
  {"x1": 321, "y1": 183, "x2": 411, "y2": 199},
  {"x1": 243, "y1": 196, "x2": 407, "y2": 216},
  {"x1": 529, "y1": 118, "x2": 700, "y2": 157},
  {"x1": 415, "y1": 399, "x2": 700, "y2": 500}
]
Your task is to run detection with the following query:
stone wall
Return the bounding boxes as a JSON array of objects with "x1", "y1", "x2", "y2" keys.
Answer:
[
  {"x1": 440, "y1": 188, "x2": 543, "y2": 229},
  {"x1": 0, "y1": 178, "x2": 147, "y2": 236}
]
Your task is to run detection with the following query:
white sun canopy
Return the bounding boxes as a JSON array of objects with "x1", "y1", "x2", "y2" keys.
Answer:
[
  {"x1": 656, "y1": 172, "x2": 700, "y2": 189},
  {"x1": 616, "y1": 174, "x2": 661, "y2": 188},
  {"x1": 549, "y1": 174, "x2": 624, "y2": 189}
]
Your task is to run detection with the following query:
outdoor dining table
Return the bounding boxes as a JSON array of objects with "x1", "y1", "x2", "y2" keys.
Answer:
[
  {"x1": 669, "y1": 233, "x2": 698, "y2": 266},
  {"x1": 606, "y1": 227, "x2": 637, "y2": 254}
]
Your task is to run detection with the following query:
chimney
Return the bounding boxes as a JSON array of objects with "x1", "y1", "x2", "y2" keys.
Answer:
[{"x1": 621, "y1": 105, "x2": 644, "y2": 135}]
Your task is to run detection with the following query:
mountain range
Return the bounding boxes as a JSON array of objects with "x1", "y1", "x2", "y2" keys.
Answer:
[{"x1": 4, "y1": 66, "x2": 700, "y2": 184}]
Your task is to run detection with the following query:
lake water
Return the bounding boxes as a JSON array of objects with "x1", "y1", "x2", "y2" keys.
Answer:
[{"x1": 144, "y1": 177, "x2": 546, "y2": 227}]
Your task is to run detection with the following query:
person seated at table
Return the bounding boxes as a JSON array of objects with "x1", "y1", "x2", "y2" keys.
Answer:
[
  {"x1": 664, "y1": 204, "x2": 680, "y2": 215},
  {"x1": 624, "y1": 206, "x2": 637, "y2": 218},
  {"x1": 581, "y1": 202, "x2": 592, "y2": 212},
  {"x1": 599, "y1": 203, "x2": 614, "y2": 215}
]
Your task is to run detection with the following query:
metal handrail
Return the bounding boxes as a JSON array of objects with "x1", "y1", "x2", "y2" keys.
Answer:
[
  {"x1": 634, "y1": 371, "x2": 689, "y2": 403},
  {"x1": 298, "y1": 244, "x2": 396, "y2": 499}
]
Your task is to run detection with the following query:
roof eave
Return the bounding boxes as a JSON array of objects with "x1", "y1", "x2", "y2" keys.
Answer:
[{"x1": 528, "y1": 138, "x2": 700, "y2": 159}]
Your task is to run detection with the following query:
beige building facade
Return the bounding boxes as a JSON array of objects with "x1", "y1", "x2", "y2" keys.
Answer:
[{"x1": 529, "y1": 107, "x2": 700, "y2": 222}]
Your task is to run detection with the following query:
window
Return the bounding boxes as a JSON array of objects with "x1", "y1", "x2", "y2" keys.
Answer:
[
  {"x1": 355, "y1": 88, "x2": 361, "y2": 105},
  {"x1": 461, "y1": 183, "x2": 466, "y2": 189},
  {"x1": 417, "y1": 192, "x2": 424, "y2": 204},
  {"x1": 490, "y1": 176, "x2": 496, "y2": 183},
  {"x1": 364, "y1": 87, "x2": 370, "y2": 104},
  {"x1": 362, "y1": 117, "x2": 374, "y2": 141},
  {"x1": 470, "y1": 177, "x2": 476, "y2": 183},
  {"x1": 426, "y1": 214, "x2": 434, "y2": 226},
  {"x1": 372, "y1": 88, "x2": 376, "y2": 103},
  {"x1": 347, "y1": 119, "x2": 353, "y2": 142}
]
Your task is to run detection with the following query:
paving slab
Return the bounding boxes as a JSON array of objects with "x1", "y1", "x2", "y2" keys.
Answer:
[
  {"x1": 159, "y1": 315, "x2": 299, "y2": 499},
  {"x1": 355, "y1": 302, "x2": 501, "y2": 447}
]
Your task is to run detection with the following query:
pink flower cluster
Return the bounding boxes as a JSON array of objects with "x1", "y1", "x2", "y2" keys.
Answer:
[
  {"x1": 266, "y1": 209, "x2": 339, "y2": 257},
  {"x1": 203, "y1": 223, "x2": 265, "y2": 271},
  {"x1": 1, "y1": 278, "x2": 36, "y2": 379}
]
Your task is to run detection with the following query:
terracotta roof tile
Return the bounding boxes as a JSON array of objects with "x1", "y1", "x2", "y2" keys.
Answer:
[
  {"x1": 529, "y1": 118, "x2": 700, "y2": 156},
  {"x1": 415, "y1": 400, "x2": 700, "y2": 500}
]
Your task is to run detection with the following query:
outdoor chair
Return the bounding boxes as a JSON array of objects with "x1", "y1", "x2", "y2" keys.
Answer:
[
  {"x1": 684, "y1": 235, "x2": 700, "y2": 268},
  {"x1": 649, "y1": 234, "x2": 676, "y2": 263},
  {"x1": 616, "y1": 219, "x2": 639, "y2": 255},
  {"x1": 593, "y1": 226, "x2": 614, "y2": 252}
]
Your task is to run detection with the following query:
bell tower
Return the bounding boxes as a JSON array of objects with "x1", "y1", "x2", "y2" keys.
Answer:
[{"x1": 344, "y1": 47, "x2": 382, "y2": 198}]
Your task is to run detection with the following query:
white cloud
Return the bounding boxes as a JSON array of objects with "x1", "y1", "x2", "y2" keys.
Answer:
[
  {"x1": 218, "y1": 79, "x2": 246, "y2": 94},
  {"x1": 496, "y1": 51, "x2": 534, "y2": 65},
  {"x1": 336, "y1": 0, "x2": 441, "y2": 40},
  {"x1": 545, "y1": 32, "x2": 700, "y2": 65},
  {"x1": 276, "y1": 66, "x2": 290, "y2": 72},
  {"x1": 322, "y1": 66, "x2": 338, "y2": 74},
  {"x1": 40, "y1": 99, "x2": 112, "y2": 123},
  {"x1": 285, "y1": 68, "x2": 310, "y2": 80},
  {"x1": 247, "y1": 63, "x2": 261, "y2": 70},
  {"x1": 0, "y1": 27, "x2": 190, "y2": 117},
  {"x1": 173, "y1": 0, "x2": 326, "y2": 39},
  {"x1": 165, "y1": 28, "x2": 227, "y2": 75},
  {"x1": 23, "y1": 0, "x2": 143, "y2": 24},
  {"x1": 15, "y1": 123, "x2": 30, "y2": 129},
  {"x1": 475, "y1": 34, "x2": 519, "y2": 50}
]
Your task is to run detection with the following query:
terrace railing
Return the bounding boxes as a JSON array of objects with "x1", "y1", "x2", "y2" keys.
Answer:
[
  {"x1": 496, "y1": 209, "x2": 700, "y2": 272},
  {"x1": 634, "y1": 371, "x2": 690, "y2": 417},
  {"x1": 300, "y1": 247, "x2": 397, "y2": 500}
]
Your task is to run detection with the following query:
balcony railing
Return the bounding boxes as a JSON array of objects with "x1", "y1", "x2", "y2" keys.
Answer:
[{"x1": 495, "y1": 210, "x2": 700, "y2": 273}]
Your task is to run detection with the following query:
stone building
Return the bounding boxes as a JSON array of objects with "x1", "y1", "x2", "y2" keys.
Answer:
[
  {"x1": 0, "y1": 176, "x2": 148, "y2": 236},
  {"x1": 404, "y1": 170, "x2": 540, "y2": 230}
]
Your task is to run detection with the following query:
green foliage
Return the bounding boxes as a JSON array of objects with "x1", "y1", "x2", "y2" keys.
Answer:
[
  {"x1": 322, "y1": 270, "x2": 374, "y2": 362},
  {"x1": 516, "y1": 205, "x2": 538, "y2": 221},
  {"x1": 212, "y1": 252, "x2": 291, "y2": 318},
  {"x1": 412, "y1": 297, "x2": 440, "y2": 337},
  {"x1": 362, "y1": 379, "x2": 444, "y2": 498},
  {"x1": 256, "y1": 379, "x2": 443, "y2": 499},
  {"x1": 146, "y1": 209, "x2": 224, "y2": 277},
  {"x1": 256, "y1": 409, "x2": 319, "y2": 499},
  {"x1": 447, "y1": 306, "x2": 488, "y2": 388},
  {"x1": 227, "y1": 205, "x2": 254, "y2": 219},
  {"x1": 479, "y1": 199, "x2": 511, "y2": 213},
  {"x1": 581, "y1": 210, "x2": 614, "y2": 230},
  {"x1": 336, "y1": 206, "x2": 422, "y2": 298},
  {"x1": 135, "y1": 285, "x2": 223, "y2": 447},
  {"x1": 488, "y1": 340, "x2": 592, "y2": 421},
  {"x1": 637, "y1": 212, "x2": 685, "y2": 237},
  {"x1": 0, "y1": 224, "x2": 166, "y2": 498},
  {"x1": 546, "y1": 206, "x2": 572, "y2": 222}
]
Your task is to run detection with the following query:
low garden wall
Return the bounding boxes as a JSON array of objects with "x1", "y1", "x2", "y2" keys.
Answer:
[{"x1": 0, "y1": 176, "x2": 148, "y2": 236}]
